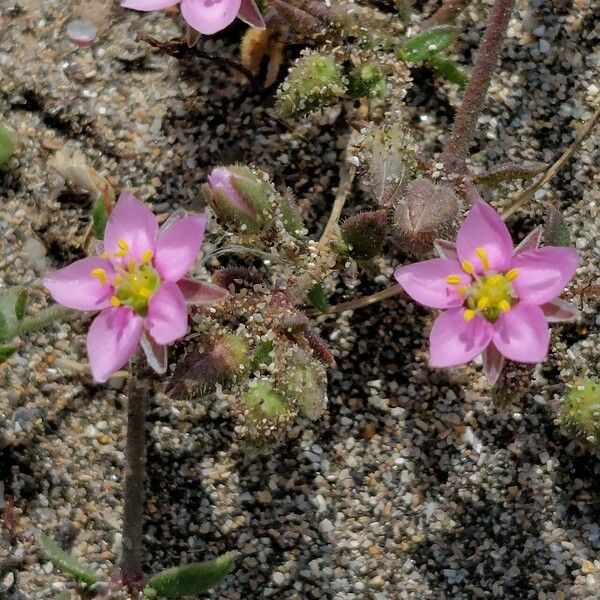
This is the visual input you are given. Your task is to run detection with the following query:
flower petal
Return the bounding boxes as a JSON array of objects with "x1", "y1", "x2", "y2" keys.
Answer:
[
  {"x1": 177, "y1": 279, "x2": 229, "y2": 305},
  {"x1": 514, "y1": 225, "x2": 543, "y2": 255},
  {"x1": 87, "y1": 308, "x2": 143, "y2": 383},
  {"x1": 122, "y1": 0, "x2": 179, "y2": 10},
  {"x1": 237, "y1": 0, "x2": 265, "y2": 28},
  {"x1": 481, "y1": 342, "x2": 504, "y2": 386},
  {"x1": 180, "y1": 0, "x2": 241, "y2": 34},
  {"x1": 395, "y1": 259, "x2": 471, "y2": 309},
  {"x1": 541, "y1": 297, "x2": 580, "y2": 323},
  {"x1": 492, "y1": 302, "x2": 549, "y2": 363},
  {"x1": 43, "y1": 257, "x2": 115, "y2": 310},
  {"x1": 433, "y1": 239, "x2": 458, "y2": 260},
  {"x1": 429, "y1": 308, "x2": 493, "y2": 368},
  {"x1": 154, "y1": 214, "x2": 207, "y2": 281},
  {"x1": 103, "y1": 192, "x2": 158, "y2": 264},
  {"x1": 457, "y1": 201, "x2": 513, "y2": 273},
  {"x1": 140, "y1": 332, "x2": 167, "y2": 375},
  {"x1": 511, "y1": 247, "x2": 578, "y2": 305},
  {"x1": 145, "y1": 281, "x2": 188, "y2": 344}
]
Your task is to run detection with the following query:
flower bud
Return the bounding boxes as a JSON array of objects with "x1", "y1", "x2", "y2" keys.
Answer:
[
  {"x1": 280, "y1": 360, "x2": 327, "y2": 420},
  {"x1": 341, "y1": 209, "x2": 387, "y2": 260},
  {"x1": 394, "y1": 178, "x2": 459, "y2": 255},
  {"x1": 276, "y1": 52, "x2": 345, "y2": 119},
  {"x1": 561, "y1": 379, "x2": 600, "y2": 447},
  {"x1": 206, "y1": 166, "x2": 276, "y2": 232},
  {"x1": 347, "y1": 64, "x2": 387, "y2": 99}
]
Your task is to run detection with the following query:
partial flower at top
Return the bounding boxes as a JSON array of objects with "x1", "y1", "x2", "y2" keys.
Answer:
[
  {"x1": 43, "y1": 193, "x2": 228, "y2": 383},
  {"x1": 122, "y1": 0, "x2": 265, "y2": 36},
  {"x1": 395, "y1": 201, "x2": 579, "y2": 385}
]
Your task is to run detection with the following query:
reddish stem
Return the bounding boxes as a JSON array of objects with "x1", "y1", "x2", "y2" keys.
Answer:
[{"x1": 422, "y1": 0, "x2": 469, "y2": 29}]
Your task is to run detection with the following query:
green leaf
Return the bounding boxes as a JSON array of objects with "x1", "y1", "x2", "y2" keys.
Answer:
[
  {"x1": 0, "y1": 344, "x2": 16, "y2": 363},
  {"x1": 14, "y1": 288, "x2": 28, "y2": 321},
  {"x1": 251, "y1": 340, "x2": 274, "y2": 370},
  {"x1": 307, "y1": 283, "x2": 328, "y2": 313},
  {"x1": 0, "y1": 286, "x2": 28, "y2": 342},
  {"x1": 398, "y1": 26, "x2": 457, "y2": 63},
  {"x1": 36, "y1": 533, "x2": 99, "y2": 586},
  {"x1": 429, "y1": 56, "x2": 468, "y2": 86},
  {"x1": 544, "y1": 207, "x2": 571, "y2": 247},
  {"x1": 144, "y1": 554, "x2": 236, "y2": 598},
  {"x1": 92, "y1": 198, "x2": 109, "y2": 240}
]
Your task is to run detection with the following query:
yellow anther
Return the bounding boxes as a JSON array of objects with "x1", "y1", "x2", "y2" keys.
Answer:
[
  {"x1": 477, "y1": 296, "x2": 490, "y2": 310},
  {"x1": 446, "y1": 274, "x2": 462, "y2": 285},
  {"x1": 127, "y1": 258, "x2": 136, "y2": 272},
  {"x1": 475, "y1": 247, "x2": 490, "y2": 270},
  {"x1": 90, "y1": 268, "x2": 107, "y2": 286},
  {"x1": 488, "y1": 274, "x2": 503, "y2": 286},
  {"x1": 141, "y1": 249, "x2": 154, "y2": 264},
  {"x1": 498, "y1": 299, "x2": 511, "y2": 313},
  {"x1": 114, "y1": 239, "x2": 130, "y2": 258},
  {"x1": 458, "y1": 286, "x2": 467, "y2": 296},
  {"x1": 463, "y1": 309, "x2": 476, "y2": 322},
  {"x1": 101, "y1": 251, "x2": 109, "y2": 259},
  {"x1": 113, "y1": 275, "x2": 123, "y2": 286},
  {"x1": 138, "y1": 287, "x2": 151, "y2": 299},
  {"x1": 506, "y1": 268, "x2": 519, "y2": 281},
  {"x1": 461, "y1": 260, "x2": 475, "y2": 275},
  {"x1": 110, "y1": 295, "x2": 121, "y2": 308}
]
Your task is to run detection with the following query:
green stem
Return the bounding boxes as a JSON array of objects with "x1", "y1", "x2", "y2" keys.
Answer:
[{"x1": 14, "y1": 305, "x2": 74, "y2": 336}]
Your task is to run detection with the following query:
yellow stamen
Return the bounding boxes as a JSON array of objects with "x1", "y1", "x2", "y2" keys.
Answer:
[
  {"x1": 463, "y1": 309, "x2": 475, "y2": 322},
  {"x1": 446, "y1": 274, "x2": 462, "y2": 285},
  {"x1": 114, "y1": 239, "x2": 130, "y2": 258},
  {"x1": 461, "y1": 260, "x2": 475, "y2": 274},
  {"x1": 90, "y1": 268, "x2": 107, "y2": 286},
  {"x1": 101, "y1": 251, "x2": 109, "y2": 259},
  {"x1": 475, "y1": 247, "x2": 490, "y2": 270},
  {"x1": 113, "y1": 275, "x2": 123, "y2": 286},
  {"x1": 127, "y1": 258, "x2": 136, "y2": 272},
  {"x1": 477, "y1": 296, "x2": 490, "y2": 310},
  {"x1": 138, "y1": 287, "x2": 151, "y2": 299},
  {"x1": 506, "y1": 268, "x2": 519, "y2": 281},
  {"x1": 141, "y1": 249, "x2": 154, "y2": 264},
  {"x1": 458, "y1": 286, "x2": 467, "y2": 296},
  {"x1": 110, "y1": 295, "x2": 121, "y2": 308},
  {"x1": 488, "y1": 274, "x2": 503, "y2": 286},
  {"x1": 498, "y1": 299, "x2": 511, "y2": 313}
]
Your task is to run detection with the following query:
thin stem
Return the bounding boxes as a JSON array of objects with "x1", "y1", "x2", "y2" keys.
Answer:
[
  {"x1": 14, "y1": 305, "x2": 73, "y2": 337},
  {"x1": 440, "y1": 0, "x2": 516, "y2": 172},
  {"x1": 315, "y1": 284, "x2": 405, "y2": 316},
  {"x1": 120, "y1": 359, "x2": 150, "y2": 589},
  {"x1": 422, "y1": 0, "x2": 469, "y2": 29},
  {"x1": 501, "y1": 105, "x2": 600, "y2": 220}
]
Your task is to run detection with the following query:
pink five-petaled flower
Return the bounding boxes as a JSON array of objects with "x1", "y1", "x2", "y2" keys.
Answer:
[
  {"x1": 395, "y1": 201, "x2": 579, "y2": 385},
  {"x1": 122, "y1": 0, "x2": 265, "y2": 36},
  {"x1": 43, "y1": 193, "x2": 228, "y2": 383}
]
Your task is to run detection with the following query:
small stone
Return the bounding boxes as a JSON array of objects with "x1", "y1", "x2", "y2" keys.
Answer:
[{"x1": 66, "y1": 19, "x2": 98, "y2": 47}]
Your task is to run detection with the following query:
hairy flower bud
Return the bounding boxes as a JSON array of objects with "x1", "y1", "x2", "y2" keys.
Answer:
[
  {"x1": 341, "y1": 209, "x2": 387, "y2": 260},
  {"x1": 280, "y1": 360, "x2": 327, "y2": 419},
  {"x1": 347, "y1": 64, "x2": 387, "y2": 99},
  {"x1": 561, "y1": 380, "x2": 600, "y2": 447}
]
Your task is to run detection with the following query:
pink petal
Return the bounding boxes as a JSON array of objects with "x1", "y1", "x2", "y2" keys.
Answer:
[
  {"x1": 541, "y1": 297, "x2": 580, "y2": 323},
  {"x1": 180, "y1": 0, "x2": 241, "y2": 34},
  {"x1": 121, "y1": 0, "x2": 179, "y2": 10},
  {"x1": 510, "y1": 247, "x2": 578, "y2": 305},
  {"x1": 492, "y1": 302, "x2": 549, "y2": 363},
  {"x1": 145, "y1": 281, "x2": 188, "y2": 345},
  {"x1": 177, "y1": 279, "x2": 229, "y2": 305},
  {"x1": 103, "y1": 192, "x2": 158, "y2": 264},
  {"x1": 141, "y1": 332, "x2": 167, "y2": 375},
  {"x1": 395, "y1": 259, "x2": 471, "y2": 309},
  {"x1": 429, "y1": 308, "x2": 493, "y2": 368},
  {"x1": 481, "y1": 343, "x2": 504, "y2": 386},
  {"x1": 457, "y1": 201, "x2": 513, "y2": 273},
  {"x1": 87, "y1": 308, "x2": 143, "y2": 383},
  {"x1": 514, "y1": 225, "x2": 543, "y2": 255},
  {"x1": 433, "y1": 239, "x2": 458, "y2": 260},
  {"x1": 154, "y1": 214, "x2": 207, "y2": 281},
  {"x1": 43, "y1": 257, "x2": 115, "y2": 311},
  {"x1": 237, "y1": 0, "x2": 265, "y2": 28}
]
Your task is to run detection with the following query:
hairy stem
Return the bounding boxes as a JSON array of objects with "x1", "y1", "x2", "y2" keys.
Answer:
[
  {"x1": 120, "y1": 360, "x2": 150, "y2": 589},
  {"x1": 422, "y1": 0, "x2": 469, "y2": 29},
  {"x1": 14, "y1": 305, "x2": 73, "y2": 337},
  {"x1": 316, "y1": 284, "x2": 405, "y2": 316},
  {"x1": 440, "y1": 0, "x2": 516, "y2": 172}
]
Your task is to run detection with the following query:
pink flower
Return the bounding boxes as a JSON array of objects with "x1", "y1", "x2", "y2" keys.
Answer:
[
  {"x1": 395, "y1": 201, "x2": 579, "y2": 384},
  {"x1": 43, "y1": 193, "x2": 228, "y2": 383},
  {"x1": 121, "y1": 0, "x2": 265, "y2": 36}
]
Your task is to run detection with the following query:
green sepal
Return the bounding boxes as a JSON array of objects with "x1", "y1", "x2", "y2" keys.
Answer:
[
  {"x1": 92, "y1": 198, "x2": 109, "y2": 239},
  {"x1": 307, "y1": 283, "x2": 329, "y2": 313}
]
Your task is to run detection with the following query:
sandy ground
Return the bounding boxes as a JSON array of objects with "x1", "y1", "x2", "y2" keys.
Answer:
[{"x1": 1, "y1": 0, "x2": 599, "y2": 598}]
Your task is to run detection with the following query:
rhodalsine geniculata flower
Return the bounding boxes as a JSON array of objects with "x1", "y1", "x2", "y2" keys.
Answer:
[
  {"x1": 43, "y1": 192, "x2": 227, "y2": 383},
  {"x1": 395, "y1": 201, "x2": 579, "y2": 385}
]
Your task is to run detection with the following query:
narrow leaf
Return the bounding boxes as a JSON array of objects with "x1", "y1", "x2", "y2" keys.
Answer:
[
  {"x1": 398, "y1": 25, "x2": 457, "y2": 63},
  {"x1": 0, "y1": 286, "x2": 28, "y2": 341},
  {"x1": 544, "y1": 207, "x2": 571, "y2": 247},
  {"x1": 14, "y1": 288, "x2": 28, "y2": 321},
  {"x1": 144, "y1": 554, "x2": 236, "y2": 598},
  {"x1": 92, "y1": 198, "x2": 109, "y2": 240},
  {"x1": 36, "y1": 533, "x2": 99, "y2": 586},
  {"x1": 429, "y1": 56, "x2": 467, "y2": 86},
  {"x1": 307, "y1": 283, "x2": 328, "y2": 313},
  {"x1": 473, "y1": 162, "x2": 546, "y2": 185}
]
